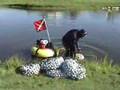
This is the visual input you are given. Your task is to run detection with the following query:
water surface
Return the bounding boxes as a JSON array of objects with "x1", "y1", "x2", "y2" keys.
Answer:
[{"x1": 0, "y1": 8, "x2": 120, "y2": 63}]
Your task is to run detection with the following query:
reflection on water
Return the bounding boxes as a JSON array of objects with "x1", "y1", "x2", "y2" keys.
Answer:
[
  {"x1": 106, "y1": 11, "x2": 120, "y2": 23},
  {"x1": 0, "y1": 8, "x2": 120, "y2": 63}
]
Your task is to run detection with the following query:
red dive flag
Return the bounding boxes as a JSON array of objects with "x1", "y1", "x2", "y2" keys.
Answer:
[{"x1": 34, "y1": 19, "x2": 47, "y2": 31}]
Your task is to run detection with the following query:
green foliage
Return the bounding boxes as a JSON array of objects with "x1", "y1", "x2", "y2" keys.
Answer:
[
  {"x1": 4, "y1": 56, "x2": 24, "y2": 70},
  {"x1": 0, "y1": 0, "x2": 120, "y2": 10},
  {"x1": 85, "y1": 56, "x2": 120, "y2": 77},
  {"x1": 0, "y1": 56, "x2": 120, "y2": 90},
  {"x1": 0, "y1": 56, "x2": 24, "y2": 75}
]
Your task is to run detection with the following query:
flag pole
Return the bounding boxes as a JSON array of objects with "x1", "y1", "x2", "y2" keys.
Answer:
[{"x1": 43, "y1": 17, "x2": 51, "y2": 42}]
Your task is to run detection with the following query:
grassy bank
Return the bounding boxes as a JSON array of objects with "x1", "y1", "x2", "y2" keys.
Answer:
[
  {"x1": 0, "y1": 56, "x2": 120, "y2": 90},
  {"x1": 0, "y1": 0, "x2": 120, "y2": 10}
]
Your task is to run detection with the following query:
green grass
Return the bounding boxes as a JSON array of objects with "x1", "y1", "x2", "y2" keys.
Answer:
[
  {"x1": 0, "y1": 0, "x2": 120, "y2": 10},
  {"x1": 0, "y1": 56, "x2": 120, "y2": 90}
]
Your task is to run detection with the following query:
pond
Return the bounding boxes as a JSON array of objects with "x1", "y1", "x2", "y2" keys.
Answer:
[{"x1": 0, "y1": 8, "x2": 120, "y2": 63}]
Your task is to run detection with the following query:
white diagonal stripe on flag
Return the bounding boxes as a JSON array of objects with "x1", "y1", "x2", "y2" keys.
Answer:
[{"x1": 38, "y1": 19, "x2": 45, "y2": 30}]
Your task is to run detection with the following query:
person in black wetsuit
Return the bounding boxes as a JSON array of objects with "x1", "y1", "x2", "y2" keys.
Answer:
[{"x1": 62, "y1": 29, "x2": 87, "y2": 58}]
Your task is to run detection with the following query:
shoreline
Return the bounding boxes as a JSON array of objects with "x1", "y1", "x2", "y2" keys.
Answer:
[{"x1": 0, "y1": 0, "x2": 120, "y2": 10}]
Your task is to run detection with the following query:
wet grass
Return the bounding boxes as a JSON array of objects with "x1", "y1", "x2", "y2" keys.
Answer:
[
  {"x1": 0, "y1": 56, "x2": 120, "y2": 90},
  {"x1": 0, "y1": 0, "x2": 120, "y2": 10}
]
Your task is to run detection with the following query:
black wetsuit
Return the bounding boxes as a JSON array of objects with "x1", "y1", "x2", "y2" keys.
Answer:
[{"x1": 62, "y1": 29, "x2": 86, "y2": 58}]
